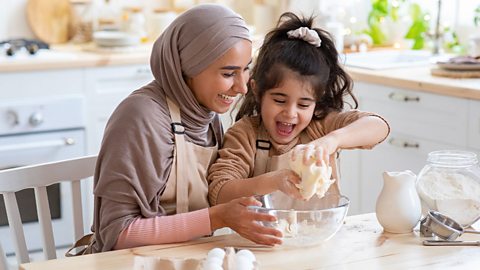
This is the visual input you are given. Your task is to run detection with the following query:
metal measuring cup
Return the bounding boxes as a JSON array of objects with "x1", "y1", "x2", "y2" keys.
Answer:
[
  {"x1": 420, "y1": 210, "x2": 465, "y2": 240},
  {"x1": 420, "y1": 210, "x2": 480, "y2": 245}
]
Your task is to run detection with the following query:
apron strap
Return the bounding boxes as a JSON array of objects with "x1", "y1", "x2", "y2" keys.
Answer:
[
  {"x1": 166, "y1": 98, "x2": 189, "y2": 214},
  {"x1": 254, "y1": 126, "x2": 310, "y2": 177},
  {"x1": 253, "y1": 125, "x2": 272, "y2": 177}
]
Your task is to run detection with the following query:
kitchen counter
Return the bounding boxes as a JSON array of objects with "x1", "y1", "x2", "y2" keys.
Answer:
[
  {"x1": 346, "y1": 66, "x2": 480, "y2": 100},
  {"x1": 20, "y1": 213, "x2": 480, "y2": 270},
  {"x1": 0, "y1": 43, "x2": 151, "y2": 72}
]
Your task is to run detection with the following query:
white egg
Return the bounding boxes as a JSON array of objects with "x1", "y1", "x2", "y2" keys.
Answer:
[
  {"x1": 202, "y1": 261, "x2": 224, "y2": 270},
  {"x1": 235, "y1": 249, "x2": 256, "y2": 262},
  {"x1": 235, "y1": 255, "x2": 254, "y2": 270},
  {"x1": 204, "y1": 256, "x2": 223, "y2": 266},
  {"x1": 207, "y1": 248, "x2": 226, "y2": 260}
]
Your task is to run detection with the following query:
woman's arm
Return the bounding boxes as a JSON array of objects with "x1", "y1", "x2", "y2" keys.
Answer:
[
  {"x1": 114, "y1": 197, "x2": 283, "y2": 249},
  {"x1": 114, "y1": 208, "x2": 211, "y2": 249}
]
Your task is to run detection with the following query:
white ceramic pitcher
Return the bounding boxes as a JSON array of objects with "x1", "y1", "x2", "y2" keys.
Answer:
[{"x1": 376, "y1": 170, "x2": 421, "y2": 233}]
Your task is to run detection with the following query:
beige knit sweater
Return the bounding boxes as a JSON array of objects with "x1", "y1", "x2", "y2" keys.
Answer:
[{"x1": 207, "y1": 110, "x2": 389, "y2": 205}]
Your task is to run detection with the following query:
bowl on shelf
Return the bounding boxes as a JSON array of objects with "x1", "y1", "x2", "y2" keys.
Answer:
[{"x1": 250, "y1": 193, "x2": 349, "y2": 247}]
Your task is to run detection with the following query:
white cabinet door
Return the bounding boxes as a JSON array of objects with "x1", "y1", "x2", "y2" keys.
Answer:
[
  {"x1": 468, "y1": 99, "x2": 480, "y2": 151},
  {"x1": 351, "y1": 82, "x2": 470, "y2": 214},
  {"x1": 355, "y1": 82, "x2": 469, "y2": 145},
  {"x1": 0, "y1": 69, "x2": 83, "y2": 99},
  {"x1": 338, "y1": 150, "x2": 361, "y2": 215},
  {"x1": 84, "y1": 64, "x2": 153, "y2": 154}
]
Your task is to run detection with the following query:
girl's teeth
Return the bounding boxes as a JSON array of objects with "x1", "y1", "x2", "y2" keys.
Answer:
[
  {"x1": 219, "y1": 94, "x2": 235, "y2": 100},
  {"x1": 280, "y1": 122, "x2": 293, "y2": 126}
]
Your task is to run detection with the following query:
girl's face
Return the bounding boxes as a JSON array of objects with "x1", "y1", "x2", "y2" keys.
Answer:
[
  {"x1": 260, "y1": 72, "x2": 316, "y2": 145},
  {"x1": 187, "y1": 39, "x2": 252, "y2": 114}
]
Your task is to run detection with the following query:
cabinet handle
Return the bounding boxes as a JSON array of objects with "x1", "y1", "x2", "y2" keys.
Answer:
[
  {"x1": 388, "y1": 92, "x2": 420, "y2": 102},
  {"x1": 0, "y1": 138, "x2": 76, "y2": 152},
  {"x1": 388, "y1": 138, "x2": 420, "y2": 148}
]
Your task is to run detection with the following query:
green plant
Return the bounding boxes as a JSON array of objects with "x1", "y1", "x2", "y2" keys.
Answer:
[
  {"x1": 404, "y1": 3, "x2": 429, "y2": 50},
  {"x1": 442, "y1": 27, "x2": 465, "y2": 54},
  {"x1": 475, "y1": 5, "x2": 480, "y2": 27},
  {"x1": 363, "y1": 0, "x2": 400, "y2": 45},
  {"x1": 363, "y1": 0, "x2": 429, "y2": 49}
]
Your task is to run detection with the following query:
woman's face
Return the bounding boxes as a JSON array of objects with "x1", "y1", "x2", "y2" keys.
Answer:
[
  {"x1": 186, "y1": 39, "x2": 252, "y2": 114},
  {"x1": 260, "y1": 71, "x2": 316, "y2": 145}
]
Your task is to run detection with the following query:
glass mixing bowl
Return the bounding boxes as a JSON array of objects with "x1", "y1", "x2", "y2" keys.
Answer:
[{"x1": 249, "y1": 193, "x2": 349, "y2": 247}]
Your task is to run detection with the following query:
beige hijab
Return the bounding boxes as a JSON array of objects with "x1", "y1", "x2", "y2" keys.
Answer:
[{"x1": 92, "y1": 4, "x2": 251, "y2": 252}]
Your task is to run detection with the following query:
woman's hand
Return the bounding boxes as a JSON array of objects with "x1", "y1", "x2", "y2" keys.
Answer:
[
  {"x1": 291, "y1": 134, "x2": 339, "y2": 166},
  {"x1": 209, "y1": 197, "x2": 282, "y2": 246}
]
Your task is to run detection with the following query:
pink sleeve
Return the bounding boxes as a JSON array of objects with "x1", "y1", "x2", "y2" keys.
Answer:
[{"x1": 113, "y1": 208, "x2": 212, "y2": 249}]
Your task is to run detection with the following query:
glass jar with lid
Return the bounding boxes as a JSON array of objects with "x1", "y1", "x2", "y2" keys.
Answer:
[{"x1": 416, "y1": 150, "x2": 480, "y2": 227}]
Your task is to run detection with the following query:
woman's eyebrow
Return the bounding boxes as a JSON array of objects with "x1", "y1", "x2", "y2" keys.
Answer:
[{"x1": 220, "y1": 59, "x2": 252, "y2": 70}]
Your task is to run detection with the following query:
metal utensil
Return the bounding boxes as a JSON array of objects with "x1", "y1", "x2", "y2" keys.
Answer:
[
  {"x1": 420, "y1": 210, "x2": 480, "y2": 241},
  {"x1": 423, "y1": 240, "x2": 480, "y2": 246}
]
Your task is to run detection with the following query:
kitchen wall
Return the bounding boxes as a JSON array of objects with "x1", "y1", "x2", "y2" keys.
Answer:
[{"x1": 1, "y1": 0, "x2": 34, "y2": 40}]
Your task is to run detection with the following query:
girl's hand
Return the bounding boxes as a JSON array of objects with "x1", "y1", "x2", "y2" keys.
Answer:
[
  {"x1": 291, "y1": 135, "x2": 339, "y2": 166},
  {"x1": 267, "y1": 169, "x2": 303, "y2": 200},
  {"x1": 209, "y1": 197, "x2": 282, "y2": 246}
]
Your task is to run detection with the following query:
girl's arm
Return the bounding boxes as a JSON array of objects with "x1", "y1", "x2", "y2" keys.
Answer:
[
  {"x1": 296, "y1": 114, "x2": 390, "y2": 165},
  {"x1": 323, "y1": 115, "x2": 389, "y2": 150},
  {"x1": 208, "y1": 117, "x2": 303, "y2": 205},
  {"x1": 214, "y1": 169, "x2": 302, "y2": 205}
]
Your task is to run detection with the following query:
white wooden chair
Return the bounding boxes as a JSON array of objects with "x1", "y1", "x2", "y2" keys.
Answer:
[
  {"x1": 0, "y1": 243, "x2": 8, "y2": 270},
  {"x1": 0, "y1": 155, "x2": 97, "y2": 269}
]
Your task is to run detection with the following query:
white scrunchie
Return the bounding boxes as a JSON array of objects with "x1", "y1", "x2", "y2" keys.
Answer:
[{"x1": 287, "y1": 27, "x2": 322, "y2": 47}]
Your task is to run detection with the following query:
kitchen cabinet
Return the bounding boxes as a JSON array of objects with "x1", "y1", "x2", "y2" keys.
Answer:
[
  {"x1": 340, "y1": 82, "x2": 472, "y2": 215},
  {"x1": 84, "y1": 64, "x2": 153, "y2": 154},
  {"x1": 1, "y1": 64, "x2": 153, "y2": 156},
  {"x1": 468, "y1": 99, "x2": 480, "y2": 151},
  {"x1": 0, "y1": 69, "x2": 83, "y2": 100}
]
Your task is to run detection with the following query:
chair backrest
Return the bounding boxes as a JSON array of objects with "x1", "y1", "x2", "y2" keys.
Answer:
[
  {"x1": 0, "y1": 243, "x2": 8, "y2": 270},
  {"x1": 0, "y1": 155, "x2": 97, "y2": 268}
]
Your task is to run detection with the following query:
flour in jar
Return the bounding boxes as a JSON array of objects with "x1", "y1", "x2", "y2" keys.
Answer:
[{"x1": 417, "y1": 171, "x2": 480, "y2": 226}]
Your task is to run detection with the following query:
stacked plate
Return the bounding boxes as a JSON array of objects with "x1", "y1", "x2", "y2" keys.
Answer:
[
  {"x1": 436, "y1": 55, "x2": 480, "y2": 71},
  {"x1": 93, "y1": 31, "x2": 140, "y2": 47},
  {"x1": 432, "y1": 55, "x2": 480, "y2": 78}
]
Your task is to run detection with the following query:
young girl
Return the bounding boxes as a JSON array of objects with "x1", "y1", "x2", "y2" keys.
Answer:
[{"x1": 208, "y1": 12, "x2": 390, "y2": 208}]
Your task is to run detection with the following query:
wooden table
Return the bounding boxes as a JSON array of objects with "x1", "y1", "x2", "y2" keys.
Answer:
[{"x1": 20, "y1": 213, "x2": 480, "y2": 270}]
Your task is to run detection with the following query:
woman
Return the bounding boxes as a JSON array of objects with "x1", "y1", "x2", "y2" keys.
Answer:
[{"x1": 91, "y1": 4, "x2": 282, "y2": 253}]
